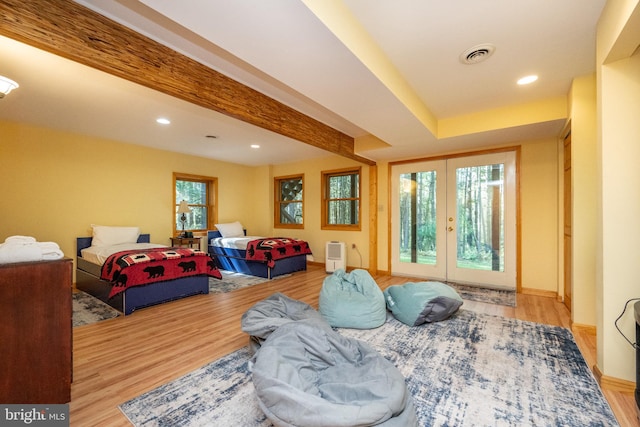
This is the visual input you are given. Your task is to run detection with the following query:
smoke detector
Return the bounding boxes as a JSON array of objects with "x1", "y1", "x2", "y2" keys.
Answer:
[{"x1": 459, "y1": 44, "x2": 496, "y2": 65}]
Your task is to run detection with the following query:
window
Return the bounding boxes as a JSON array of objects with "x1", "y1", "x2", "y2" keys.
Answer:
[
  {"x1": 322, "y1": 167, "x2": 361, "y2": 230},
  {"x1": 174, "y1": 173, "x2": 217, "y2": 236},
  {"x1": 274, "y1": 174, "x2": 304, "y2": 229}
]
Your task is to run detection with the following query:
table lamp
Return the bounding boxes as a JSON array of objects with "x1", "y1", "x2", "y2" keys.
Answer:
[{"x1": 177, "y1": 200, "x2": 192, "y2": 237}]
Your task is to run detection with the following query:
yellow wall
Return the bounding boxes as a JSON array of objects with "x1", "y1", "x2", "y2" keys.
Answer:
[
  {"x1": 269, "y1": 155, "x2": 372, "y2": 268},
  {"x1": 520, "y1": 139, "x2": 560, "y2": 293},
  {"x1": 0, "y1": 120, "x2": 258, "y2": 268},
  {"x1": 569, "y1": 74, "x2": 598, "y2": 327},
  {"x1": 376, "y1": 160, "x2": 390, "y2": 272},
  {"x1": 596, "y1": 0, "x2": 640, "y2": 382},
  {"x1": 243, "y1": 165, "x2": 273, "y2": 237},
  {"x1": 0, "y1": 119, "x2": 375, "y2": 273}
]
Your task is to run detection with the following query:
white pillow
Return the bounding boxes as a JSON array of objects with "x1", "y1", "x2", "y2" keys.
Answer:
[
  {"x1": 215, "y1": 221, "x2": 244, "y2": 238},
  {"x1": 91, "y1": 225, "x2": 140, "y2": 247}
]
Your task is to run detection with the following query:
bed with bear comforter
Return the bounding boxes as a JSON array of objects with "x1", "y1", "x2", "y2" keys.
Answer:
[
  {"x1": 76, "y1": 226, "x2": 221, "y2": 315},
  {"x1": 207, "y1": 222, "x2": 311, "y2": 279}
]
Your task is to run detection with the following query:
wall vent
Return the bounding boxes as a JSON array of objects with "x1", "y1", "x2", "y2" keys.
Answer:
[{"x1": 459, "y1": 44, "x2": 496, "y2": 64}]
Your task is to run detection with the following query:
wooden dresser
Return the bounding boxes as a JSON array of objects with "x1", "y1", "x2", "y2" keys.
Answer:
[{"x1": 0, "y1": 258, "x2": 72, "y2": 403}]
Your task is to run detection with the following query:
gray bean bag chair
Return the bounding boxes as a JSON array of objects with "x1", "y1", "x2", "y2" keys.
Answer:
[
  {"x1": 242, "y1": 293, "x2": 418, "y2": 427},
  {"x1": 241, "y1": 292, "x2": 332, "y2": 353},
  {"x1": 319, "y1": 269, "x2": 386, "y2": 329}
]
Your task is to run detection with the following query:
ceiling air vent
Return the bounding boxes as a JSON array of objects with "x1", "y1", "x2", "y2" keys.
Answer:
[{"x1": 459, "y1": 44, "x2": 496, "y2": 65}]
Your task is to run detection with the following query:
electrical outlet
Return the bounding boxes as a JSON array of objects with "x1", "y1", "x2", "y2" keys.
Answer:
[{"x1": 352, "y1": 243, "x2": 356, "y2": 249}]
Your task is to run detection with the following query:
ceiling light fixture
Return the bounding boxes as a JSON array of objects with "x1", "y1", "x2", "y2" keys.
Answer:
[
  {"x1": 459, "y1": 44, "x2": 496, "y2": 65},
  {"x1": 0, "y1": 75, "x2": 19, "y2": 98},
  {"x1": 250, "y1": 144, "x2": 260, "y2": 149},
  {"x1": 156, "y1": 117, "x2": 171, "y2": 125},
  {"x1": 517, "y1": 75, "x2": 538, "y2": 85}
]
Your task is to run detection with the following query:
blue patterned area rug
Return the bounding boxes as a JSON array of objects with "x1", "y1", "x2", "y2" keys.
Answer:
[
  {"x1": 119, "y1": 310, "x2": 618, "y2": 426},
  {"x1": 72, "y1": 291, "x2": 120, "y2": 327},
  {"x1": 209, "y1": 270, "x2": 290, "y2": 294},
  {"x1": 445, "y1": 281, "x2": 516, "y2": 307}
]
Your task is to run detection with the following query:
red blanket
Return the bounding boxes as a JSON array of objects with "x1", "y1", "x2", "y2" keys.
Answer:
[
  {"x1": 246, "y1": 238, "x2": 312, "y2": 268},
  {"x1": 101, "y1": 247, "x2": 222, "y2": 297}
]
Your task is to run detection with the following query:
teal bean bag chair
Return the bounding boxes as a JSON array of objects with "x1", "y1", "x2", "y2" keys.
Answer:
[
  {"x1": 384, "y1": 281, "x2": 463, "y2": 326},
  {"x1": 319, "y1": 269, "x2": 386, "y2": 329}
]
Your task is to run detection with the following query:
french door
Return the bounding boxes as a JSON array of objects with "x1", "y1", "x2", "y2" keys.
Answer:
[{"x1": 391, "y1": 151, "x2": 516, "y2": 289}]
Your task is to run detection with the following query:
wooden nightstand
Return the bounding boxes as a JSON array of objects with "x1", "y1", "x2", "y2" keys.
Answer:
[{"x1": 170, "y1": 236, "x2": 202, "y2": 249}]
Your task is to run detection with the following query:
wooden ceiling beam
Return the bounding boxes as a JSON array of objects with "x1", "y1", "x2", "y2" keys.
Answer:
[{"x1": 0, "y1": 0, "x2": 375, "y2": 165}]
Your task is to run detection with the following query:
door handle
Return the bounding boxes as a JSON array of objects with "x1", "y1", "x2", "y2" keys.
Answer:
[{"x1": 448, "y1": 226, "x2": 454, "y2": 232}]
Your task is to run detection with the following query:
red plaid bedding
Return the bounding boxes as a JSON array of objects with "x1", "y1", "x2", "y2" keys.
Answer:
[
  {"x1": 101, "y1": 247, "x2": 222, "y2": 297},
  {"x1": 246, "y1": 238, "x2": 312, "y2": 268}
]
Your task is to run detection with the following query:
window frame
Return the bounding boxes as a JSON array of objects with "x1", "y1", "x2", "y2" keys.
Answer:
[
  {"x1": 321, "y1": 167, "x2": 362, "y2": 231},
  {"x1": 274, "y1": 174, "x2": 304, "y2": 229},
  {"x1": 173, "y1": 172, "x2": 217, "y2": 236}
]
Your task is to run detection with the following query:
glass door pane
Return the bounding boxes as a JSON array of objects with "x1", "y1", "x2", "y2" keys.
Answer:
[
  {"x1": 446, "y1": 152, "x2": 516, "y2": 289},
  {"x1": 454, "y1": 163, "x2": 504, "y2": 272},
  {"x1": 391, "y1": 160, "x2": 447, "y2": 279},
  {"x1": 399, "y1": 171, "x2": 437, "y2": 265}
]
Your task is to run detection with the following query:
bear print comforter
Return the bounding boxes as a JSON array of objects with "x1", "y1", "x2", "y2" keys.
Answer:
[
  {"x1": 101, "y1": 247, "x2": 221, "y2": 297},
  {"x1": 245, "y1": 238, "x2": 312, "y2": 268}
]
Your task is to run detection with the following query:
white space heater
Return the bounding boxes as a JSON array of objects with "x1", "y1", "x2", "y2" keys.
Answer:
[{"x1": 325, "y1": 241, "x2": 346, "y2": 273}]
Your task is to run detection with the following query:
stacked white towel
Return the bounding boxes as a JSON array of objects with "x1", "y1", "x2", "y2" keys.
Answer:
[{"x1": 0, "y1": 236, "x2": 65, "y2": 264}]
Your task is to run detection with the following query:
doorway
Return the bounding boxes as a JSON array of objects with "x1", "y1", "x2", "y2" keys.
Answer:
[{"x1": 390, "y1": 151, "x2": 517, "y2": 289}]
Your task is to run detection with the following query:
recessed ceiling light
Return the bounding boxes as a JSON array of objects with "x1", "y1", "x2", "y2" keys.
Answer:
[
  {"x1": 251, "y1": 144, "x2": 260, "y2": 149},
  {"x1": 156, "y1": 117, "x2": 171, "y2": 125},
  {"x1": 517, "y1": 75, "x2": 538, "y2": 85}
]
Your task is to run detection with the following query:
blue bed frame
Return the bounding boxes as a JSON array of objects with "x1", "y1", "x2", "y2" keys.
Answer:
[
  {"x1": 75, "y1": 234, "x2": 210, "y2": 315},
  {"x1": 207, "y1": 230, "x2": 307, "y2": 279}
]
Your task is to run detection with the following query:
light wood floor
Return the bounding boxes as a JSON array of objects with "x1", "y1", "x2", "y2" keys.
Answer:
[{"x1": 71, "y1": 264, "x2": 638, "y2": 426}]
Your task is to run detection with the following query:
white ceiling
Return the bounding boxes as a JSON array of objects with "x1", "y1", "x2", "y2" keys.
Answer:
[{"x1": 0, "y1": 0, "x2": 606, "y2": 166}]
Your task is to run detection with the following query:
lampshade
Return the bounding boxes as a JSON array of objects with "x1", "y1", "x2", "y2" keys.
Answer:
[
  {"x1": 177, "y1": 200, "x2": 192, "y2": 214},
  {"x1": 0, "y1": 76, "x2": 19, "y2": 98}
]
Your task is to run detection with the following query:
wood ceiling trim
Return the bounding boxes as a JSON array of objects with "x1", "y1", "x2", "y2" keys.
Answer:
[{"x1": 0, "y1": 0, "x2": 375, "y2": 166}]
